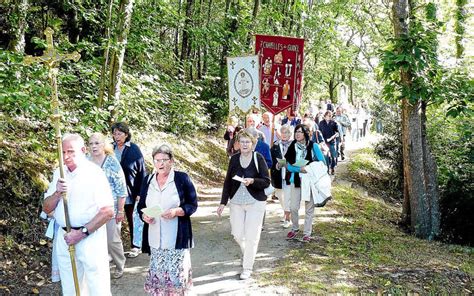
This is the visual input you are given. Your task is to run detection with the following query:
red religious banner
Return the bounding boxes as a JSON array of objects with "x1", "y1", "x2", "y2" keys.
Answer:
[{"x1": 255, "y1": 35, "x2": 304, "y2": 115}]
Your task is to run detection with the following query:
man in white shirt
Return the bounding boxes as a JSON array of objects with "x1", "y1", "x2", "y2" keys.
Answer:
[
  {"x1": 43, "y1": 134, "x2": 114, "y2": 296},
  {"x1": 258, "y1": 112, "x2": 280, "y2": 146}
]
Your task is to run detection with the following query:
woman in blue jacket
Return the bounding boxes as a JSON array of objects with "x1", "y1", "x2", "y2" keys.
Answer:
[
  {"x1": 138, "y1": 144, "x2": 197, "y2": 295},
  {"x1": 111, "y1": 122, "x2": 147, "y2": 257}
]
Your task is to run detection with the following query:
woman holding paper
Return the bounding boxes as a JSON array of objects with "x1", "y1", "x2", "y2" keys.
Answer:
[
  {"x1": 217, "y1": 129, "x2": 271, "y2": 280},
  {"x1": 137, "y1": 144, "x2": 197, "y2": 295},
  {"x1": 270, "y1": 125, "x2": 293, "y2": 228},
  {"x1": 284, "y1": 124, "x2": 326, "y2": 242},
  {"x1": 88, "y1": 132, "x2": 127, "y2": 279}
]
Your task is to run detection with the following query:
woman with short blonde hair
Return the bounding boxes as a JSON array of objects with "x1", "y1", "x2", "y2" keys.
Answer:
[
  {"x1": 88, "y1": 132, "x2": 127, "y2": 279},
  {"x1": 217, "y1": 131, "x2": 270, "y2": 280}
]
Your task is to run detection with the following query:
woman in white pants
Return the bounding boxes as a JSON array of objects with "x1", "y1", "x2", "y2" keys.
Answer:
[
  {"x1": 217, "y1": 129, "x2": 271, "y2": 280},
  {"x1": 284, "y1": 124, "x2": 326, "y2": 242}
]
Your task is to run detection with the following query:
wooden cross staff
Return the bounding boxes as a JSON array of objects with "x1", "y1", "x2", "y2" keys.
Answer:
[{"x1": 24, "y1": 27, "x2": 81, "y2": 296}]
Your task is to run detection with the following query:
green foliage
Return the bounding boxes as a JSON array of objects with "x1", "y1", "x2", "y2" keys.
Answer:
[
  {"x1": 427, "y1": 106, "x2": 473, "y2": 245},
  {"x1": 379, "y1": 17, "x2": 442, "y2": 104},
  {"x1": 0, "y1": 51, "x2": 51, "y2": 120},
  {"x1": 372, "y1": 102, "x2": 403, "y2": 199},
  {"x1": 348, "y1": 146, "x2": 402, "y2": 202}
]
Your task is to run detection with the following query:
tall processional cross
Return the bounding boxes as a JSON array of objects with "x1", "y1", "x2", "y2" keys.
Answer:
[{"x1": 24, "y1": 27, "x2": 81, "y2": 296}]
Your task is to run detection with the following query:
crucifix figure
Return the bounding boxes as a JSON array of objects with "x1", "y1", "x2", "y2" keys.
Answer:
[{"x1": 24, "y1": 27, "x2": 81, "y2": 296}]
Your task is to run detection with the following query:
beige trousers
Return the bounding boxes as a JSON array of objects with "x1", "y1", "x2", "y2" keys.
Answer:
[
  {"x1": 229, "y1": 201, "x2": 266, "y2": 271},
  {"x1": 106, "y1": 219, "x2": 126, "y2": 272},
  {"x1": 289, "y1": 184, "x2": 315, "y2": 236}
]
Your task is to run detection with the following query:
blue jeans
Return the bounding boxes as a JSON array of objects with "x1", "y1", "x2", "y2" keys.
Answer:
[{"x1": 326, "y1": 141, "x2": 337, "y2": 169}]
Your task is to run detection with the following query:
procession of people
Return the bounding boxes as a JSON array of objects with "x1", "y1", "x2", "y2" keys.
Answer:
[{"x1": 42, "y1": 99, "x2": 372, "y2": 295}]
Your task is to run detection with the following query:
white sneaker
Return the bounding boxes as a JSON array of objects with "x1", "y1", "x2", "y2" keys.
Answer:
[
  {"x1": 282, "y1": 220, "x2": 291, "y2": 228},
  {"x1": 240, "y1": 270, "x2": 252, "y2": 280},
  {"x1": 127, "y1": 247, "x2": 141, "y2": 258}
]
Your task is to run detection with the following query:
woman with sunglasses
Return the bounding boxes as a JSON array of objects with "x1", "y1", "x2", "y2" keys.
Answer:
[{"x1": 284, "y1": 124, "x2": 326, "y2": 242}]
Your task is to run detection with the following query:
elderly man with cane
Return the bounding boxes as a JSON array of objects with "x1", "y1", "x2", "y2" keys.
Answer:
[{"x1": 43, "y1": 134, "x2": 114, "y2": 295}]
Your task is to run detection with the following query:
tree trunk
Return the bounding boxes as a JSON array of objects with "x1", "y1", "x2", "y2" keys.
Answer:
[
  {"x1": 454, "y1": 0, "x2": 467, "y2": 60},
  {"x1": 219, "y1": 0, "x2": 238, "y2": 84},
  {"x1": 202, "y1": 0, "x2": 213, "y2": 75},
  {"x1": 348, "y1": 70, "x2": 354, "y2": 105},
  {"x1": 180, "y1": 0, "x2": 195, "y2": 80},
  {"x1": 246, "y1": 0, "x2": 260, "y2": 48},
  {"x1": 287, "y1": 0, "x2": 297, "y2": 34},
  {"x1": 327, "y1": 73, "x2": 339, "y2": 102},
  {"x1": 97, "y1": 0, "x2": 114, "y2": 107},
  {"x1": 108, "y1": 0, "x2": 135, "y2": 121},
  {"x1": 406, "y1": 100, "x2": 431, "y2": 237},
  {"x1": 421, "y1": 101, "x2": 440, "y2": 239},
  {"x1": 67, "y1": 1, "x2": 81, "y2": 43},
  {"x1": 400, "y1": 99, "x2": 411, "y2": 226},
  {"x1": 174, "y1": 0, "x2": 182, "y2": 59},
  {"x1": 7, "y1": 0, "x2": 28, "y2": 53},
  {"x1": 392, "y1": 0, "x2": 437, "y2": 239}
]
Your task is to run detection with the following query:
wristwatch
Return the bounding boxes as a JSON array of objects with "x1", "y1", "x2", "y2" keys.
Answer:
[{"x1": 81, "y1": 226, "x2": 90, "y2": 236}]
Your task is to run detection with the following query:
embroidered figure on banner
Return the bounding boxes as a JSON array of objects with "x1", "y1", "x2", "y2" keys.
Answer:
[
  {"x1": 282, "y1": 80, "x2": 290, "y2": 100},
  {"x1": 285, "y1": 59, "x2": 292, "y2": 77},
  {"x1": 263, "y1": 57, "x2": 272, "y2": 75},
  {"x1": 234, "y1": 69, "x2": 253, "y2": 98},
  {"x1": 272, "y1": 87, "x2": 279, "y2": 106},
  {"x1": 262, "y1": 78, "x2": 270, "y2": 96},
  {"x1": 274, "y1": 51, "x2": 283, "y2": 63},
  {"x1": 274, "y1": 66, "x2": 281, "y2": 85}
]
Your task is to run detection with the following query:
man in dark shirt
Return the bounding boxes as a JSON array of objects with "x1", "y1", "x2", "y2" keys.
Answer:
[{"x1": 318, "y1": 111, "x2": 339, "y2": 175}]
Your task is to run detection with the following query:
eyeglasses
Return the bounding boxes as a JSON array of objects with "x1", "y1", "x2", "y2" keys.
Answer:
[
  {"x1": 153, "y1": 158, "x2": 170, "y2": 164},
  {"x1": 239, "y1": 141, "x2": 252, "y2": 145},
  {"x1": 113, "y1": 131, "x2": 125, "y2": 136},
  {"x1": 295, "y1": 130, "x2": 304, "y2": 134}
]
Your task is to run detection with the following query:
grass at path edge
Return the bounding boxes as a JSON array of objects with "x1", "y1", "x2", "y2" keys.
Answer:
[{"x1": 259, "y1": 150, "x2": 473, "y2": 294}]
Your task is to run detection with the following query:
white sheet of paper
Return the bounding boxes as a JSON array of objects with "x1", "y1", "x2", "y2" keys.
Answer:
[
  {"x1": 277, "y1": 158, "x2": 287, "y2": 165},
  {"x1": 141, "y1": 205, "x2": 163, "y2": 218},
  {"x1": 232, "y1": 175, "x2": 245, "y2": 183},
  {"x1": 293, "y1": 159, "x2": 309, "y2": 167}
]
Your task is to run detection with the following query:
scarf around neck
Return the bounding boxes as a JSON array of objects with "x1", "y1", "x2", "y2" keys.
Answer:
[
  {"x1": 280, "y1": 140, "x2": 291, "y2": 155},
  {"x1": 295, "y1": 141, "x2": 307, "y2": 160}
]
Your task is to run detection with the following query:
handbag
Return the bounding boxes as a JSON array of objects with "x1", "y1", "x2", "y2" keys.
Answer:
[{"x1": 253, "y1": 152, "x2": 275, "y2": 196}]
